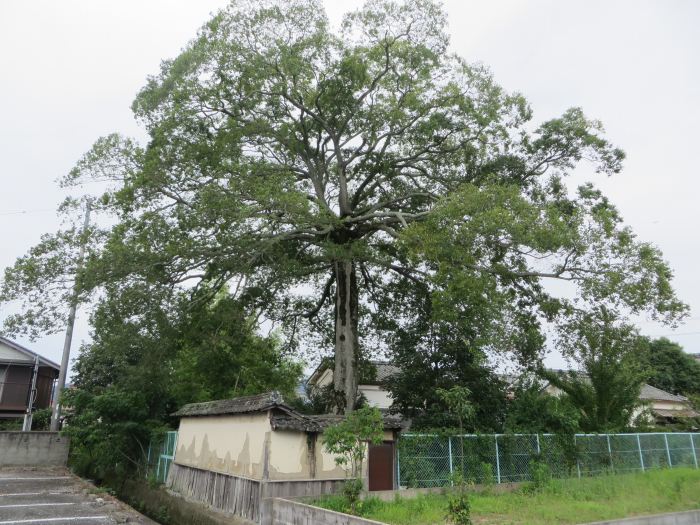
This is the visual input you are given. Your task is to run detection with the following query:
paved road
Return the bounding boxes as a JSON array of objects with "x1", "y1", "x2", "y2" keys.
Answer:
[{"x1": 0, "y1": 468, "x2": 157, "y2": 525}]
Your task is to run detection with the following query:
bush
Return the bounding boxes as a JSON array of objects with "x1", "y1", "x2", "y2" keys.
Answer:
[
  {"x1": 525, "y1": 460, "x2": 552, "y2": 494},
  {"x1": 447, "y1": 490, "x2": 472, "y2": 525}
]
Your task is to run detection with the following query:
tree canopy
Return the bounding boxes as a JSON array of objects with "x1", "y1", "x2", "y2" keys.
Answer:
[
  {"x1": 541, "y1": 308, "x2": 649, "y2": 432},
  {"x1": 643, "y1": 337, "x2": 700, "y2": 397},
  {"x1": 0, "y1": 0, "x2": 686, "y2": 414}
]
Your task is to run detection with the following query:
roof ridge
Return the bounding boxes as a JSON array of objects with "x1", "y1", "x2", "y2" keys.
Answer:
[{"x1": 0, "y1": 335, "x2": 61, "y2": 370}]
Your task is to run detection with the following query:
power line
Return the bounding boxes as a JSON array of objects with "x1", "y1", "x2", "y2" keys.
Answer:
[
  {"x1": 647, "y1": 331, "x2": 700, "y2": 338},
  {"x1": 0, "y1": 208, "x2": 55, "y2": 216}
]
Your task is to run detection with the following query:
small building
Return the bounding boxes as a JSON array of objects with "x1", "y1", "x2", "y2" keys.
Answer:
[
  {"x1": 0, "y1": 336, "x2": 59, "y2": 420},
  {"x1": 639, "y1": 384, "x2": 699, "y2": 424},
  {"x1": 169, "y1": 391, "x2": 403, "y2": 523},
  {"x1": 307, "y1": 360, "x2": 399, "y2": 410}
]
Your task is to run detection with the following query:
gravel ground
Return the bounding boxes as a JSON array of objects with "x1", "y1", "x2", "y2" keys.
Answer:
[{"x1": 0, "y1": 467, "x2": 159, "y2": 525}]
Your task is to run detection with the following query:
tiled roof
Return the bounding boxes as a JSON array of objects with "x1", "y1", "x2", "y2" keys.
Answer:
[
  {"x1": 640, "y1": 384, "x2": 688, "y2": 403},
  {"x1": 372, "y1": 361, "x2": 400, "y2": 383},
  {"x1": 270, "y1": 413, "x2": 405, "y2": 432},
  {"x1": 172, "y1": 391, "x2": 295, "y2": 417}
]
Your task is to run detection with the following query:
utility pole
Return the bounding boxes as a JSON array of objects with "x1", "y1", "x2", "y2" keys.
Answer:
[
  {"x1": 22, "y1": 355, "x2": 39, "y2": 431},
  {"x1": 50, "y1": 201, "x2": 91, "y2": 432}
]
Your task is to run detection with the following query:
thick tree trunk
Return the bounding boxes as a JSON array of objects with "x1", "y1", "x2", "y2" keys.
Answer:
[{"x1": 333, "y1": 260, "x2": 360, "y2": 414}]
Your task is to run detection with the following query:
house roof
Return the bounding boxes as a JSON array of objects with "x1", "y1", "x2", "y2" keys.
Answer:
[
  {"x1": 372, "y1": 362, "x2": 400, "y2": 384},
  {"x1": 0, "y1": 336, "x2": 60, "y2": 370},
  {"x1": 270, "y1": 413, "x2": 405, "y2": 432},
  {"x1": 173, "y1": 390, "x2": 407, "y2": 432},
  {"x1": 307, "y1": 359, "x2": 399, "y2": 387},
  {"x1": 639, "y1": 384, "x2": 688, "y2": 403},
  {"x1": 653, "y1": 407, "x2": 700, "y2": 419},
  {"x1": 172, "y1": 391, "x2": 298, "y2": 418}
]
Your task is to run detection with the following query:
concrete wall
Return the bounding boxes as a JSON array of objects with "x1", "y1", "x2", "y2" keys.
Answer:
[
  {"x1": 175, "y1": 414, "x2": 271, "y2": 480},
  {"x1": 266, "y1": 498, "x2": 387, "y2": 525},
  {"x1": 0, "y1": 431, "x2": 69, "y2": 466},
  {"x1": 121, "y1": 478, "x2": 255, "y2": 525}
]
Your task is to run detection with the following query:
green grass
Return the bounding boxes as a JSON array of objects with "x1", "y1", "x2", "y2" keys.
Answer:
[{"x1": 313, "y1": 468, "x2": 700, "y2": 524}]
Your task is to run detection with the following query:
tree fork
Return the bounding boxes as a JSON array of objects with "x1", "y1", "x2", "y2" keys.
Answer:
[{"x1": 333, "y1": 259, "x2": 360, "y2": 414}]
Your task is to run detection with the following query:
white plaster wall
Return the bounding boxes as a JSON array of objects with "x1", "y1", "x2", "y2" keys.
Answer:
[
  {"x1": 359, "y1": 385, "x2": 393, "y2": 409},
  {"x1": 651, "y1": 400, "x2": 687, "y2": 411},
  {"x1": 268, "y1": 429, "x2": 313, "y2": 480},
  {"x1": 175, "y1": 413, "x2": 270, "y2": 480}
]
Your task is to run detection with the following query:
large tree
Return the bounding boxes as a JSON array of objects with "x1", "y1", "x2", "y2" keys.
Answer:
[{"x1": 1, "y1": 0, "x2": 686, "y2": 413}]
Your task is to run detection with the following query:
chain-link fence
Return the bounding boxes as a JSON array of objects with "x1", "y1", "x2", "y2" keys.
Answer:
[
  {"x1": 145, "y1": 431, "x2": 178, "y2": 484},
  {"x1": 397, "y1": 432, "x2": 700, "y2": 488}
]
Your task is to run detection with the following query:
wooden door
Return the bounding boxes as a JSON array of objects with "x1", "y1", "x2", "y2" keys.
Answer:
[{"x1": 368, "y1": 442, "x2": 394, "y2": 491}]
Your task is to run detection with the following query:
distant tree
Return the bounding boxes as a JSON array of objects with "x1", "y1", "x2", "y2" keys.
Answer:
[
  {"x1": 0, "y1": 0, "x2": 686, "y2": 416},
  {"x1": 643, "y1": 337, "x2": 700, "y2": 396},
  {"x1": 505, "y1": 379, "x2": 580, "y2": 434},
  {"x1": 385, "y1": 315, "x2": 508, "y2": 431},
  {"x1": 541, "y1": 308, "x2": 648, "y2": 432}
]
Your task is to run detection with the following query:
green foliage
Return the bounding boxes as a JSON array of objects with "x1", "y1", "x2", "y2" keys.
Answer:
[
  {"x1": 341, "y1": 478, "x2": 365, "y2": 514},
  {"x1": 505, "y1": 379, "x2": 581, "y2": 434},
  {"x1": 479, "y1": 462, "x2": 495, "y2": 489},
  {"x1": 524, "y1": 460, "x2": 553, "y2": 494},
  {"x1": 447, "y1": 487, "x2": 472, "y2": 525},
  {"x1": 437, "y1": 386, "x2": 475, "y2": 431},
  {"x1": 64, "y1": 285, "x2": 301, "y2": 483},
  {"x1": 323, "y1": 406, "x2": 384, "y2": 512},
  {"x1": 642, "y1": 338, "x2": 700, "y2": 396},
  {"x1": 62, "y1": 386, "x2": 168, "y2": 483},
  {"x1": 385, "y1": 305, "x2": 508, "y2": 431},
  {"x1": 31, "y1": 408, "x2": 52, "y2": 431},
  {"x1": 323, "y1": 405, "x2": 384, "y2": 476},
  {"x1": 542, "y1": 308, "x2": 649, "y2": 432},
  {"x1": 315, "y1": 468, "x2": 700, "y2": 525}
]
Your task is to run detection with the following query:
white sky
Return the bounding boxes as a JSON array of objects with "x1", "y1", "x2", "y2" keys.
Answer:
[{"x1": 0, "y1": 0, "x2": 698, "y2": 372}]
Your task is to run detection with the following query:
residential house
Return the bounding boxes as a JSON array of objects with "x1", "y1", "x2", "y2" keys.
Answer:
[
  {"x1": 169, "y1": 391, "x2": 404, "y2": 523},
  {"x1": 539, "y1": 372, "x2": 699, "y2": 425},
  {"x1": 308, "y1": 361, "x2": 698, "y2": 426},
  {"x1": 638, "y1": 384, "x2": 699, "y2": 424},
  {"x1": 0, "y1": 336, "x2": 59, "y2": 420},
  {"x1": 307, "y1": 360, "x2": 399, "y2": 410}
]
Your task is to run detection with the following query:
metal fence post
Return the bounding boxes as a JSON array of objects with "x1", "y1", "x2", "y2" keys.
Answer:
[
  {"x1": 636, "y1": 433, "x2": 645, "y2": 472},
  {"x1": 574, "y1": 435, "x2": 581, "y2": 478},
  {"x1": 494, "y1": 434, "x2": 501, "y2": 484},
  {"x1": 606, "y1": 434, "x2": 613, "y2": 471},
  {"x1": 396, "y1": 439, "x2": 401, "y2": 487},
  {"x1": 448, "y1": 436, "x2": 454, "y2": 485},
  {"x1": 536, "y1": 434, "x2": 541, "y2": 455},
  {"x1": 664, "y1": 433, "x2": 672, "y2": 467},
  {"x1": 690, "y1": 434, "x2": 698, "y2": 469}
]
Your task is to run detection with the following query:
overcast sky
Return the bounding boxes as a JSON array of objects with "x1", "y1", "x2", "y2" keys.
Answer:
[{"x1": 1, "y1": 0, "x2": 698, "y2": 372}]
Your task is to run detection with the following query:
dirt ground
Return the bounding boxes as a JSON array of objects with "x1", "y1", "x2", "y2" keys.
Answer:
[{"x1": 0, "y1": 467, "x2": 159, "y2": 525}]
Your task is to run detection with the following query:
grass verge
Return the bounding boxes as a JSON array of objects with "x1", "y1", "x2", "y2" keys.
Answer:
[{"x1": 313, "y1": 468, "x2": 700, "y2": 524}]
